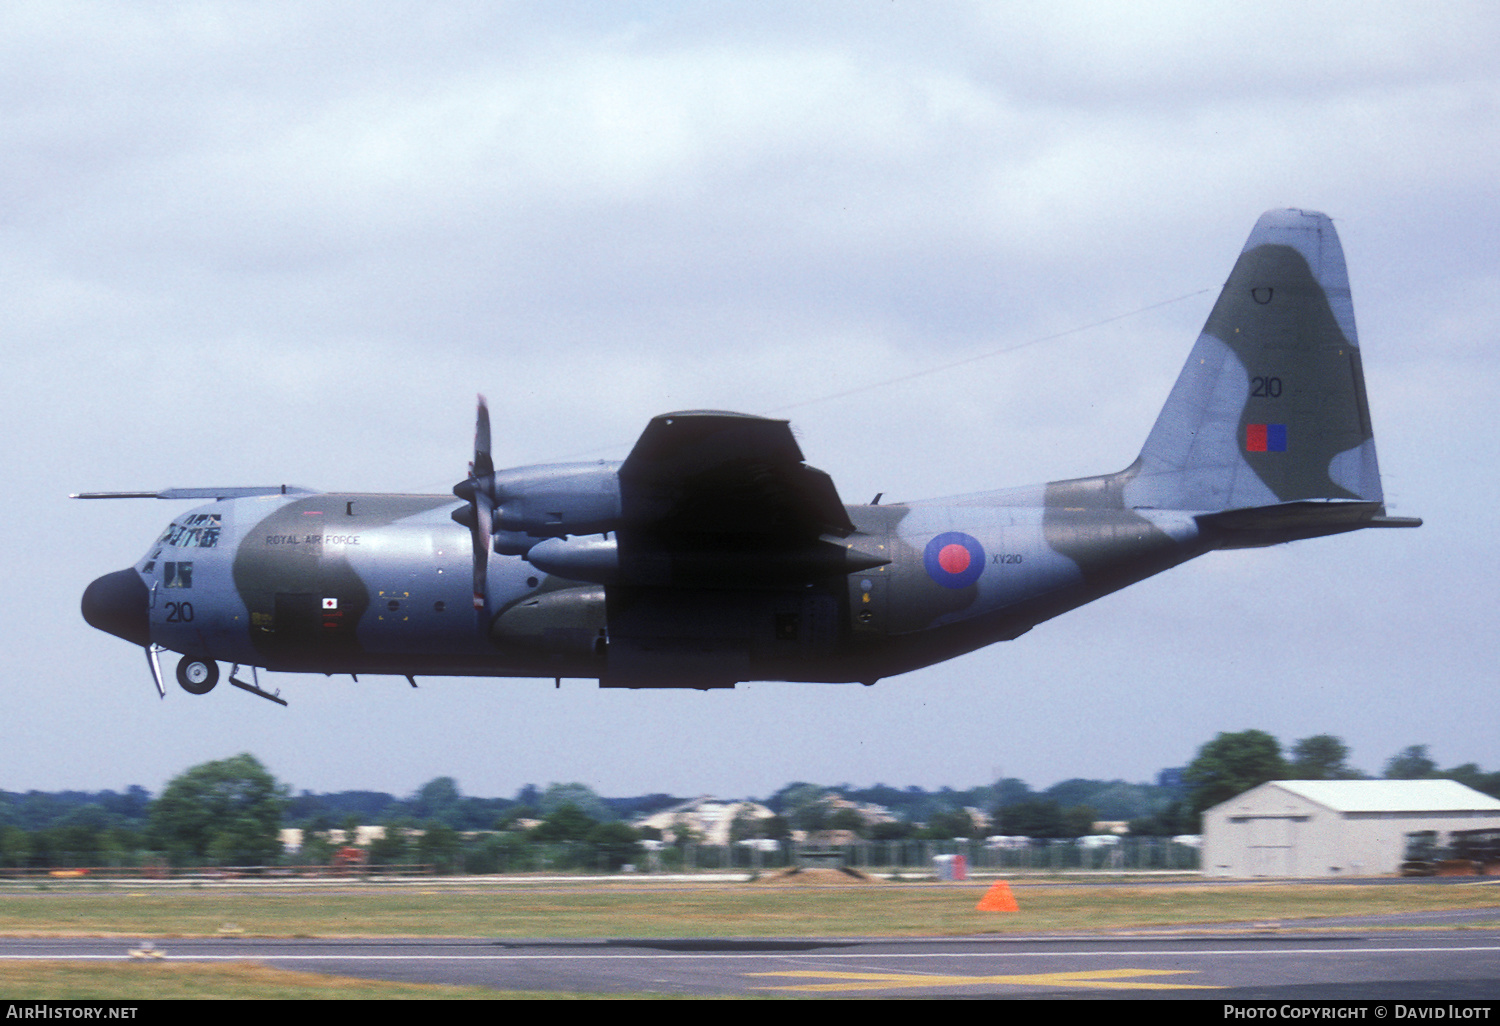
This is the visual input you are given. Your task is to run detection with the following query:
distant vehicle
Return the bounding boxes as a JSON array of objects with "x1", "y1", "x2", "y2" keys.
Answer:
[
  {"x1": 1078, "y1": 835, "x2": 1122, "y2": 849},
  {"x1": 1450, "y1": 828, "x2": 1500, "y2": 873},
  {"x1": 1171, "y1": 835, "x2": 1203, "y2": 849},
  {"x1": 80, "y1": 210, "x2": 1419, "y2": 701},
  {"x1": 1400, "y1": 829, "x2": 1441, "y2": 876},
  {"x1": 1403, "y1": 828, "x2": 1500, "y2": 876},
  {"x1": 984, "y1": 835, "x2": 1031, "y2": 850}
]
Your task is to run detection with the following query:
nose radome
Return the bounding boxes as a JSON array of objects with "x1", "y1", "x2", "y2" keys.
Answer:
[{"x1": 82, "y1": 568, "x2": 150, "y2": 647}]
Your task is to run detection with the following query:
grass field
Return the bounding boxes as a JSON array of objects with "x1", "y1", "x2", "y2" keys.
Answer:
[
  {"x1": 2, "y1": 876, "x2": 1498, "y2": 939},
  {"x1": 2, "y1": 877, "x2": 1497, "y2": 998},
  {"x1": 0, "y1": 962, "x2": 516, "y2": 1000}
]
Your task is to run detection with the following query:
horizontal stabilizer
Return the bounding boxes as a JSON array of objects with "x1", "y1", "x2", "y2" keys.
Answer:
[{"x1": 1198, "y1": 500, "x2": 1422, "y2": 548}]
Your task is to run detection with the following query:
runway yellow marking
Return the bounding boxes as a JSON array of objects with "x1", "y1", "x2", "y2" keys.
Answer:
[{"x1": 748, "y1": 967, "x2": 1218, "y2": 993}]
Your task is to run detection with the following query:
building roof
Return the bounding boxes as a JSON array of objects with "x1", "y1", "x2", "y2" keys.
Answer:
[
  {"x1": 633, "y1": 796, "x2": 775, "y2": 845},
  {"x1": 1265, "y1": 780, "x2": 1500, "y2": 814}
]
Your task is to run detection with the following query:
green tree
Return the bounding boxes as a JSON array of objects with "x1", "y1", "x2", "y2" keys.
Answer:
[
  {"x1": 0, "y1": 825, "x2": 32, "y2": 868},
  {"x1": 416, "y1": 821, "x2": 461, "y2": 872},
  {"x1": 410, "y1": 777, "x2": 462, "y2": 824},
  {"x1": 826, "y1": 807, "x2": 867, "y2": 836},
  {"x1": 758, "y1": 815, "x2": 791, "y2": 842},
  {"x1": 1000, "y1": 800, "x2": 1101, "y2": 839},
  {"x1": 870, "y1": 820, "x2": 914, "y2": 841},
  {"x1": 1001, "y1": 800, "x2": 1064, "y2": 838},
  {"x1": 47, "y1": 805, "x2": 110, "y2": 861},
  {"x1": 298, "y1": 829, "x2": 337, "y2": 867},
  {"x1": 539, "y1": 783, "x2": 610, "y2": 821},
  {"x1": 585, "y1": 821, "x2": 642, "y2": 870},
  {"x1": 727, "y1": 809, "x2": 756, "y2": 844},
  {"x1": 495, "y1": 805, "x2": 537, "y2": 831},
  {"x1": 96, "y1": 825, "x2": 138, "y2": 867},
  {"x1": 991, "y1": 778, "x2": 1034, "y2": 809},
  {"x1": 667, "y1": 814, "x2": 704, "y2": 848},
  {"x1": 1128, "y1": 800, "x2": 1194, "y2": 838},
  {"x1": 530, "y1": 804, "x2": 598, "y2": 843},
  {"x1": 367, "y1": 823, "x2": 411, "y2": 866},
  {"x1": 462, "y1": 831, "x2": 529, "y2": 874},
  {"x1": 1384, "y1": 745, "x2": 1439, "y2": 779},
  {"x1": 776, "y1": 784, "x2": 832, "y2": 831},
  {"x1": 1058, "y1": 805, "x2": 1100, "y2": 839},
  {"x1": 148, "y1": 754, "x2": 288, "y2": 866},
  {"x1": 1183, "y1": 730, "x2": 1288, "y2": 821},
  {"x1": 921, "y1": 809, "x2": 977, "y2": 840},
  {"x1": 1288, "y1": 734, "x2": 1363, "y2": 780},
  {"x1": 1443, "y1": 763, "x2": 1500, "y2": 800}
]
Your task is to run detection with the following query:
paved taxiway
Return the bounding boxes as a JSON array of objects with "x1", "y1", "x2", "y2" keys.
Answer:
[{"x1": 5, "y1": 918, "x2": 1499, "y2": 998}]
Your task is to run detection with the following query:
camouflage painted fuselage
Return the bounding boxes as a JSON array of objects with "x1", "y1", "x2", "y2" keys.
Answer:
[
  {"x1": 134, "y1": 483, "x2": 1207, "y2": 686},
  {"x1": 82, "y1": 209, "x2": 1418, "y2": 694}
]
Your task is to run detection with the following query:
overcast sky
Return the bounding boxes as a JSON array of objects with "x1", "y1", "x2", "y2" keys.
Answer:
[{"x1": 5, "y1": 2, "x2": 1496, "y2": 803}]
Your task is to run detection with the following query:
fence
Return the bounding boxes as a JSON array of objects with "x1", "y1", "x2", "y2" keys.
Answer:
[
  {"x1": 0, "y1": 838, "x2": 1200, "y2": 878},
  {"x1": 652, "y1": 837, "x2": 1200, "y2": 874},
  {"x1": 0, "y1": 863, "x2": 436, "y2": 881}
]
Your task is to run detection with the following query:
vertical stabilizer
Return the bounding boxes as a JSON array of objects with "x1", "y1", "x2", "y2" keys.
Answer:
[{"x1": 1125, "y1": 209, "x2": 1384, "y2": 513}]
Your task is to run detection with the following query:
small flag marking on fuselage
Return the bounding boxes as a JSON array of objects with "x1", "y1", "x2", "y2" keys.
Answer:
[{"x1": 1246, "y1": 423, "x2": 1287, "y2": 452}]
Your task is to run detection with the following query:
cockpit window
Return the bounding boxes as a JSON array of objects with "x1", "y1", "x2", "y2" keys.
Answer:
[
  {"x1": 158, "y1": 513, "x2": 221, "y2": 548},
  {"x1": 163, "y1": 561, "x2": 193, "y2": 588}
]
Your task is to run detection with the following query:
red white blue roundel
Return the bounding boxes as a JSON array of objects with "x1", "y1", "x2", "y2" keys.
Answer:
[{"x1": 924, "y1": 532, "x2": 985, "y2": 589}]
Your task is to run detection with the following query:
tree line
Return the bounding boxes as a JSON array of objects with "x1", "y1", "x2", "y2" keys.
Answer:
[{"x1": 2, "y1": 734, "x2": 1494, "y2": 871}]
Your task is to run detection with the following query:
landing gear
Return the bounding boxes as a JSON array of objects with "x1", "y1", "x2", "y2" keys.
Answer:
[
  {"x1": 176, "y1": 656, "x2": 219, "y2": 695},
  {"x1": 226, "y1": 664, "x2": 288, "y2": 707}
]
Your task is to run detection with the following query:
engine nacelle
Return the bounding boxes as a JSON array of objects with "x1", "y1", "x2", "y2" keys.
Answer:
[
  {"x1": 489, "y1": 585, "x2": 608, "y2": 660},
  {"x1": 525, "y1": 536, "x2": 620, "y2": 584},
  {"x1": 484, "y1": 461, "x2": 622, "y2": 539}
]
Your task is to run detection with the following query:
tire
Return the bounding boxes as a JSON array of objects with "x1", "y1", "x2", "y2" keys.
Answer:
[{"x1": 176, "y1": 656, "x2": 219, "y2": 695}]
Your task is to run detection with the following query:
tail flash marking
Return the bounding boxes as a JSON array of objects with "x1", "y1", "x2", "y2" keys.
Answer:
[{"x1": 1245, "y1": 424, "x2": 1287, "y2": 453}]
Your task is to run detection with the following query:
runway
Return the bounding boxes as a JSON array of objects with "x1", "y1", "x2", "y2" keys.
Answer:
[{"x1": 5, "y1": 918, "x2": 1499, "y2": 998}]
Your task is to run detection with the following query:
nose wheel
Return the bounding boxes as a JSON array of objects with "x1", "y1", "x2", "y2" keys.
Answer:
[
  {"x1": 166, "y1": 655, "x2": 287, "y2": 706},
  {"x1": 176, "y1": 656, "x2": 219, "y2": 695}
]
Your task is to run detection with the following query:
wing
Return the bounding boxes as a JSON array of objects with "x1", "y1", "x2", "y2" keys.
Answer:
[
  {"x1": 606, "y1": 412, "x2": 875, "y2": 687},
  {"x1": 71, "y1": 486, "x2": 317, "y2": 500},
  {"x1": 517, "y1": 411, "x2": 882, "y2": 589},
  {"x1": 618, "y1": 410, "x2": 854, "y2": 543}
]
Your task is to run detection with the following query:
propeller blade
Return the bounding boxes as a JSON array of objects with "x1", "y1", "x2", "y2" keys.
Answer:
[
  {"x1": 473, "y1": 394, "x2": 493, "y2": 480},
  {"x1": 463, "y1": 395, "x2": 494, "y2": 622},
  {"x1": 472, "y1": 492, "x2": 492, "y2": 614}
]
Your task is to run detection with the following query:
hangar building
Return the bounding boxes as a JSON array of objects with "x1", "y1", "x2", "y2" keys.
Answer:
[{"x1": 1201, "y1": 780, "x2": 1500, "y2": 877}]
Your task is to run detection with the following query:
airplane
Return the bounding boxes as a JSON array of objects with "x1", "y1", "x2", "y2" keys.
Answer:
[{"x1": 79, "y1": 208, "x2": 1420, "y2": 704}]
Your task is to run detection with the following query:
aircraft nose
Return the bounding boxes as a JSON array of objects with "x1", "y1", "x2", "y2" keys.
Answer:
[{"x1": 82, "y1": 568, "x2": 151, "y2": 647}]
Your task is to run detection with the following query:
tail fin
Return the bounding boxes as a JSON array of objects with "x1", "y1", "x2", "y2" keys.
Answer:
[{"x1": 1126, "y1": 209, "x2": 1386, "y2": 513}]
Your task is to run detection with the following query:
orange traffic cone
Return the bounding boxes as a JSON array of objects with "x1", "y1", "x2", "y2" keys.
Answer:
[{"x1": 975, "y1": 879, "x2": 1019, "y2": 912}]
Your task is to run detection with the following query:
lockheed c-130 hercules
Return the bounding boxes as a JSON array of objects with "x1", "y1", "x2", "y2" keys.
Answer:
[{"x1": 79, "y1": 209, "x2": 1419, "y2": 705}]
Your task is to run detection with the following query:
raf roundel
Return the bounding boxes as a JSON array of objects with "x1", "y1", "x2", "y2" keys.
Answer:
[{"x1": 924, "y1": 532, "x2": 985, "y2": 589}]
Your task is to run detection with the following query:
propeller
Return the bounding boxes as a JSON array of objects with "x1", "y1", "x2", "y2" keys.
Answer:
[{"x1": 453, "y1": 395, "x2": 495, "y2": 626}]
